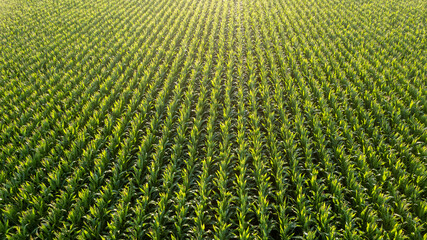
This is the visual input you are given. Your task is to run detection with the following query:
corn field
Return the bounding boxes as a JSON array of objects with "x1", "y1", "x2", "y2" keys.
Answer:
[{"x1": 0, "y1": 0, "x2": 426, "y2": 239}]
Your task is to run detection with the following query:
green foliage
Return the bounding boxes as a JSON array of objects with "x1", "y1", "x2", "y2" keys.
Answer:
[{"x1": 0, "y1": 0, "x2": 426, "y2": 238}]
